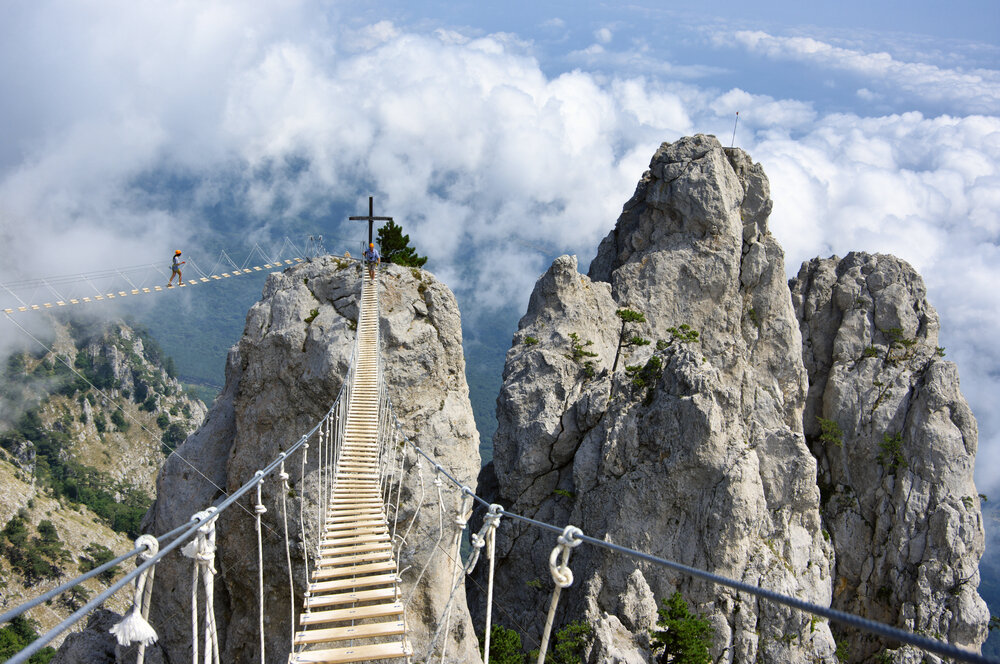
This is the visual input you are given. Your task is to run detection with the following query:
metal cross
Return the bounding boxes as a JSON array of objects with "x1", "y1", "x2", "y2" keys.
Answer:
[{"x1": 349, "y1": 196, "x2": 393, "y2": 247}]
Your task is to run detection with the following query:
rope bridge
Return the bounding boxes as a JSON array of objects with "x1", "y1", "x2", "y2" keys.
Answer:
[{"x1": 1, "y1": 264, "x2": 997, "y2": 664}]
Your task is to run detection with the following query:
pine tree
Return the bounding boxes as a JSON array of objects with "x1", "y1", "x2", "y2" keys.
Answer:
[
  {"x1": 650, "y1": 591, "x2": 714, "y2": 664},
  {"x1": 376, "y1": 220, "x2": 427, "y2": 267}
]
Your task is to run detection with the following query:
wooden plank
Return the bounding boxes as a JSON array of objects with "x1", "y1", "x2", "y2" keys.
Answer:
[
  {"x1": 320, "y1": 542, "x2": 392, "y2": 556},
  {"x1": 312, "y1": 560, "x2": 396, "y2": 580},
  {"x1": 308, "y1": 572, "x2": 398, "y2": 593},
  {"x1": 299, "y1": 600, "x2": 403, "y2": 625},
  {"x1": 315, "y1": 550, "x2": 393, "y2": 568},
  {"x1": 290, "y1": 641, "x2": 411, "y2": 663},
  {"x1": 293, "y1": 620, "x2": 405, "y2": 645},
  {"x1": 305, "y1": 586, "x2": 398, "y2": 609}
]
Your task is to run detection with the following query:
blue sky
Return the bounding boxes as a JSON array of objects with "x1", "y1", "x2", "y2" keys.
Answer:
[{"x1": 0, "y1": 1, "x2": 998, "y2": 501}]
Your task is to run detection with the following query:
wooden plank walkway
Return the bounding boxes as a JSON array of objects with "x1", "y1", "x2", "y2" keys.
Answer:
[{"x1": 289, "y1": 275, "x2": 411, "y2": 664}]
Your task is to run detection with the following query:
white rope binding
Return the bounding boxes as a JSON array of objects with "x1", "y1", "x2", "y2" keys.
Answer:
[
  {"x1": 180, "y1": 507, "x2": 220, "y2": 664},
  {"x1": 536, "y1": 525, "x2": 583, "y2": 664},
  {"x1": 109, "y1": 534, "x2": 160, "y2": 661}
]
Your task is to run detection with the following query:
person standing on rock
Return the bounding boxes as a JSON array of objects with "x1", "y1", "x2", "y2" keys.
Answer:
[
  {"x1": 363, "y1": 242, "x2": 380, "y2": 281},
  {"x1": 167, "y1": 250, "x2": 185, "y2": 287}
]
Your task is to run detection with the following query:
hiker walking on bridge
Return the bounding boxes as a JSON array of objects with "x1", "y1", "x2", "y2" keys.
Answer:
[
  {"x1": 363, "y1": 242, "x2": 380, "y2": 281},
  {"x1": 167, "y1": 250, "x2": 185, "y2": 287}
]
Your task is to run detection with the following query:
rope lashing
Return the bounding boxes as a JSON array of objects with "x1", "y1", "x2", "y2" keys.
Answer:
[
  {"x1": 478, "y1": 504, "x2": 504, "y2": 664},
  {"x1": 536, "y1": 525, "x2": 584, "y2": 664},
  {"x1": 180, "y1": 507, "x2": 221, "y2": 664},
  {"x1": 109, "y1": 534, "x2": 160, "y2": 660},
  {"x1": 436, "y1": 488, "x2": 476, "y2": 662},
  {"x1": 254, "y1": 471, "x2": 267, "y2": 664}
]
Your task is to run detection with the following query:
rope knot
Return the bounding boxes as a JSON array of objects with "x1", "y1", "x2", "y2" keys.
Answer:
[
  {"x1": 136, "y1": 534, "x2": 159, "y2": 561},
  {"x1": 549, "y1": 524, "x2": 584, "y2": 589},
  {"x1": 255, "y1": 503, "x2": 267, "y2": 515}
]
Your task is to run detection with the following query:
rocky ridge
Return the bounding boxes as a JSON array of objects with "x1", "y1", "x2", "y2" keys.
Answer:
[
  {"x1": 792, "y1": 253, "x2": 988, "y2": 659},
  {"x1": 476, "y1": 135, "x2": 988, "y2": 663},
  {"x1": 144, "y1": 257, "x2": 482, "y2": 664}
]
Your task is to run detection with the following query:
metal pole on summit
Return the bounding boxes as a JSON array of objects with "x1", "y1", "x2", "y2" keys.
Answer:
[
  {"x1": 349, "y1": 195, "x2": 393, "y2": 247},
  {"x1": 730, "y1": 111, "x2": 739, "y2": 148}
]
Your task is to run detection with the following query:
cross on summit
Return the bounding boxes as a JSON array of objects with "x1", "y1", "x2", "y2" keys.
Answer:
[{"x1": 350, "y1": 196, "x2": 393, "y2": 247}]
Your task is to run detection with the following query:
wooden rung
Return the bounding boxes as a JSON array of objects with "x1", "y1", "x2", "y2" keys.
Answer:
[
  {"x1": 320, "y1": 542, "x2": 392, "y2": 556},
  {"x1": 299, "y1": 600, "x2": 404, "y2": 625},
  {"x1": 308, "y1": 573, "x2": 398, "y2": 594},
  {"x1": 320, "y1": 533, "x2": 389, "y2": 548},
  {"x1": 293, "y1": 619, "x2": 405, "y2": 645},
  {"x1": 305, "y1": 586, "x2": 398, "y2": 609},
  {"x1": 325, "y1": 520, "x2": 385, "y2": 532},
  {"x1": 316, "y1": 550, "x2": 393, "y2": 568},
  {"x1": 312, "y1": 560, "x2": 396, "y2": 580},
  {"x1": 290, "y1": 640, "x2": 412, "y2": 664},
  {"x1": 325, "y1": 511, "x2": 383, "y2": 522}
]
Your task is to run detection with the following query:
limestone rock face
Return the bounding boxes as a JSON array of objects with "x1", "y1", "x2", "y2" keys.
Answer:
[
  {"x1": 146, "y1": 257, "x2": 481, "y2": 664},
  {"x1": 481, "y1": 135, "x2": 837, "y2": 662},
  {"x1": 791, "y1": 253, "x2": 989, "y2": 660}
]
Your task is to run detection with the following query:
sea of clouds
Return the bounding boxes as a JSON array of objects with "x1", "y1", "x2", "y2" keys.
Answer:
[{"x1": 0, "y1": 1, "x2": 997, "y2": 496}]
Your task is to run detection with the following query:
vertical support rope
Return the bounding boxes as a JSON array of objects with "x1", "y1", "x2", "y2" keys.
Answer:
[
  {"x1": 278, "y1": 455, "x2": 295, "y2": 650},
  {"x1": 254, "y1": 472, "x2": 267, "y2": 664},
  {"x1": 480, "y1": 504, "x2": 504, "y2": 664},
  {"x1": 536, "y1": 525, "x2": 583, "y2": 664}
]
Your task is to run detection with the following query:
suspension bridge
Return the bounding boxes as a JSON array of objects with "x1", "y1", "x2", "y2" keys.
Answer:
[{"x1": 1, "y1": 244, "x2": 997, "y2": 664}]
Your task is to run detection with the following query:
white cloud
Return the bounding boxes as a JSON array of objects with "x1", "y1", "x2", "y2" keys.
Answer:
[
  {"x1": 729, "y1": 30, "x2": 1000, "y2": 115},
  {"x1": 594, "y1": 27, "x2": 613, "y2": 44},
  {"x1": 1, "y1": 2, "x2": 999, "y2": 497}
]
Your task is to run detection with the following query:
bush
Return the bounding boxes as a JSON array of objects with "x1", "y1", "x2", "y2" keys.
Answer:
[
  {"x1": 161, "y1": 423, "x2": 188, "y2": 455},
  {"x1": 650, "y1": 591, "x2": 713, "y2": 664},
  {"x1": 482, "y1": 624, "x2": 525, "y2": 664},
  {"x1": 0, "y1": 615, "x2": 57, "y2": 663},
  {"x1": 155, "y1": 413, "x2": 170, "y2": 429},
  {"x1": 79, "y1": 542, "x2": 119, "y2": 582},
  {"x1": 110, "y1": 409, "x2": 129, "y2": 432}
]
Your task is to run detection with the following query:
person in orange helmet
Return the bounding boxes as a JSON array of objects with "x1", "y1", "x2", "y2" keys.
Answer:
[
  {"x1": 363, "y1": 242, "x2": 380, "y2": 281},
  {"x1": 167, "y1": 250, "x2": 185, "y2": 287}
]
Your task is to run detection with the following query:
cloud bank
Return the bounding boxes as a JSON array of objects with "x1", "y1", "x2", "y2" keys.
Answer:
[{"x1": 1, "y1": 2, "x2": 998, "y2": 492}]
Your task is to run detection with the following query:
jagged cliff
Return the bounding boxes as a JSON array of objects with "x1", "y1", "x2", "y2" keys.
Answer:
[
  {"x1": 142, "y1": 257, "x2": 482, "y2": 664},
  {"x1": 475, "y1": 135, "x2": 988, "y2": 663},
  {"x1": 792, "y1": 253, "x2": 988, "y2": 659}
]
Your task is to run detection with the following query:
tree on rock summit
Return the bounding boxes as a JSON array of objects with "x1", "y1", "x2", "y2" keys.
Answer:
[{"x1": 377, "y1": 220, "x2": 427, "y2": 267}]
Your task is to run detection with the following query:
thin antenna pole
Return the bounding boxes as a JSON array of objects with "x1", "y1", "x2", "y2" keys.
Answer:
[{"x1": 730, "y1": 111, "x2": 739, "y2": 148}]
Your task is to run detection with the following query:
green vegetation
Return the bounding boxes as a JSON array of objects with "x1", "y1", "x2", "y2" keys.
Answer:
[
  {"x1": 816, "y1": 417, "x2": 844, "y2": 448},
  {"x1": 650, "y1": 591, "x2": 714, "y2": 663},
  {"x1": 0, "y1": 615, "x2": 56, "y2": 663},
  {"x1": 566, "y1": 332, "x2": 598, "y2": 378},
  {"x1": 161, "y1": 422, "x2": 189, "y2": 456},
  {"x1": 525, "y1": 578, "x2": 543, "y2": 590},
  {"x1": 835, "y1": 638, "x2": 849, "y2": 662},
  {"x1": 666, "y1": 324, "x2": 700, "y2": 345},
  {"x1": 612, "y1": 308, "x2": 649, "y2": 373},
  {"x1": 0, "y1": 512, "x2": 70, "y2": 584},
  {"x1": 304, "y1": 308, "x2": 319, "y2": 324},
  {"x1": 482, "y1": 624, "x2": 525, "y2": 664},
  {"x1": 523, "y1": 336, "x2": 539, "y2": 346},
  {"x1": 552, "y1": 488, "x2": 574, "y2": 500},
  {"x1": 156, "y1": 412, "x2": 170, "y2": 429},
  {"x1": 862, "y1": 346, "x2": 879, "y2": 359},
  {"x1": 0, "y1": 408, "x2": 152, "y2": 537},
  {"x1": 877, "y1": 432, "x2": 906, "y2": 474},
  {"x1": 110, "y1": 408, "x2": 129, "y2": 432},
  {"x1": 529, "y1": 620, "x2": 592, "y2": 664},
  {"x1": 79, "y1": 542, "x2": 119, "y2": 582},
  {"x1": 377, "y1": 219, "x2": 427, "y2": 267}
]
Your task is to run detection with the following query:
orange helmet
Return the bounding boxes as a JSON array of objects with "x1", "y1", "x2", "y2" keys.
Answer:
[
  {"x1": 369, "y1": 243, "x2": 374, "y2": 248},
  {"x1": 175, "y1": 250, "x2": 182, "y2": 255}
]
